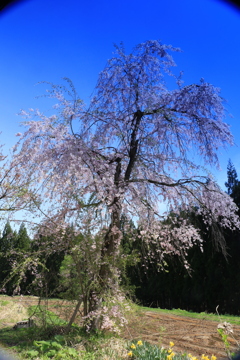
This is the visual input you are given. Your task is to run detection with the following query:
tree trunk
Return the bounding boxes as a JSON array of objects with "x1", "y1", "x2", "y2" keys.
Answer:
[
  {"x1": 88, "y1": 204, "x2": 122, "y2": 332},
  {"x1": 88, "y1": 157, "x2": 123, "y2": 332},
  {"x1": 66, "y1": 296, "x2": 82, "y2": 332}
]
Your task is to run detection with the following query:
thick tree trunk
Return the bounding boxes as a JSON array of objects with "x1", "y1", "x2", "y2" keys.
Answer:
[
  {"x1": 88, "y1": 204, "x2": 122, "y2": 332},
  {"x1": 88, "y1": 155, "x2": 124, "y2": 332}
]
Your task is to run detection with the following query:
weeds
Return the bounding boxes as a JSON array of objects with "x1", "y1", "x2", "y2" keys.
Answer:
[
  {"x1": 217, "y1": 322, "x2": 240, "y2": 359},
  {"x1": 216, "y1": 306, "x2": 240, "y2": 359}
]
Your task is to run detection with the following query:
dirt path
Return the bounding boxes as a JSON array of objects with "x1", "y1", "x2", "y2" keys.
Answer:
[{"x1": 124, "y1": 310, "x2": 240, "y2": 358}]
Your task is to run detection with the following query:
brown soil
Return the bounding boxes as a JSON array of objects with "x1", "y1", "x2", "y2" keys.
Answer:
[
  {"x1": 124, "y1": 310, "x2": 240, "y2": 358},
  {"x1": 4, "y1": 297, "x2": 240, "y2": 358}
]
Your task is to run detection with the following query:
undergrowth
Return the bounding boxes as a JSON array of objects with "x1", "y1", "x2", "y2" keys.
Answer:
[{"x1": 0, "y1": 326, "x2": 222, "y2": 360}]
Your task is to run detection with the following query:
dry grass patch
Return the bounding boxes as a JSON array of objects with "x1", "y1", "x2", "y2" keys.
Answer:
[
  {"x1": 0, "y1": 298, "x2": 29, "y2": 328},
  {"x1": 91, "y1": 337, "x2": 129, "y2": 360}
]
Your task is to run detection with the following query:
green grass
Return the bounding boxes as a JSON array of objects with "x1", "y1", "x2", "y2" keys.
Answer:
[
  {"x1": 0, "y1": 300, "x2": 10, "y2": 306},
  {"x1": 28, "y1": 305, "x2": 68, "y2": 326},
  {"x1": 137, "y1": 305, "x2": 240, "y2": 325}
]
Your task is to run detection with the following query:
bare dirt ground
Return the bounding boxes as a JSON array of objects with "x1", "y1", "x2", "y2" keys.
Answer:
[
  {"x1": 124, "y1": 310, "x2": 240, "y2": 358},
  {"x1": 3, "y1": 296, "x2": 240, "y2": 358}
]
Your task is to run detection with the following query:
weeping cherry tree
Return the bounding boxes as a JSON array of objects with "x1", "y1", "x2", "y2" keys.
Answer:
[{"x1": 13, "y1": 40, "x2": 240, "y2": 331}]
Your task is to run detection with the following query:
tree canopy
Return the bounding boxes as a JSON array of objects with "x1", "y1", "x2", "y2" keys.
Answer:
[{"x1": 12, "y1": 40, "x2": 240, "y2": 330}]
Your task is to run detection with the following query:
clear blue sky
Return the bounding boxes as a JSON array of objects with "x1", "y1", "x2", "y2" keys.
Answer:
[{"x1": 1, "y1": 0, "x2": 240, "y2": 189}]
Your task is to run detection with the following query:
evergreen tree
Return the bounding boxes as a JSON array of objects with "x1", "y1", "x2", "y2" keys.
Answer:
[
  {"x1": 0, "y1": 221, "x2": 17, "y2": 294},
  {"x1": 0, "y1": 221, "x2": 17, "y2": 252},
  {"x1": 225, "y1": 159, "x2": 239, "y2": 195},
  {"x1": 16, "y1": 222, "x2": 31, "y2": 250},
  {"x1": 225, "y1": 159, "x2": 240, "y2": 210}
]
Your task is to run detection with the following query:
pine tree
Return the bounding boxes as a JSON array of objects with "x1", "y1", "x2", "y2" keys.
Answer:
[
  {"x1": 16, "y1": 223, "x2": 31, "y2": 250},
  {"x1": 225, "y1": 159, "x2": 239, "y2": 195},
  {"x1": 0, "y1": 221, "x2": 17, "y2": 252},
  {"x1": 225, "y1": 159, "x2": 240, "y2": 210},
  {"x1": 0, "y1": 221, "x2": 17, "y2": 294}
]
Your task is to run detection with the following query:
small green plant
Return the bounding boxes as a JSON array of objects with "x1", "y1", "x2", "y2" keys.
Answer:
[
  {"x1": 24, "y1": 334, "x2": 81, "y2": 359},
  {"x1": 25, "y1": 349, "x2": 39, "y2": 358},
  {"x1": 217, "y1": 321, "x2": 240, "y2": 359},
  {"x1": 216, "y1": 305, "x2": 240, "y2": 359},
  {"x1": 0, "y1": 300, "x2": 10, "y2": 306},
  {"x1": 217, "y1": 327, "x2": 231, "y2": 357}
]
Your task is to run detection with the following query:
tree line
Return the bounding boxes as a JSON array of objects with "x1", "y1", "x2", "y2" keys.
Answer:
[{"x1": 0, "y1": 222, "x2": 65, "y2": 296}]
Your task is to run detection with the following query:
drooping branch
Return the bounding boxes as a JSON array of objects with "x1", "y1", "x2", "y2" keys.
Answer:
[{"x1": 127, "y1": 176, "x2": 208, "y2": 188}]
